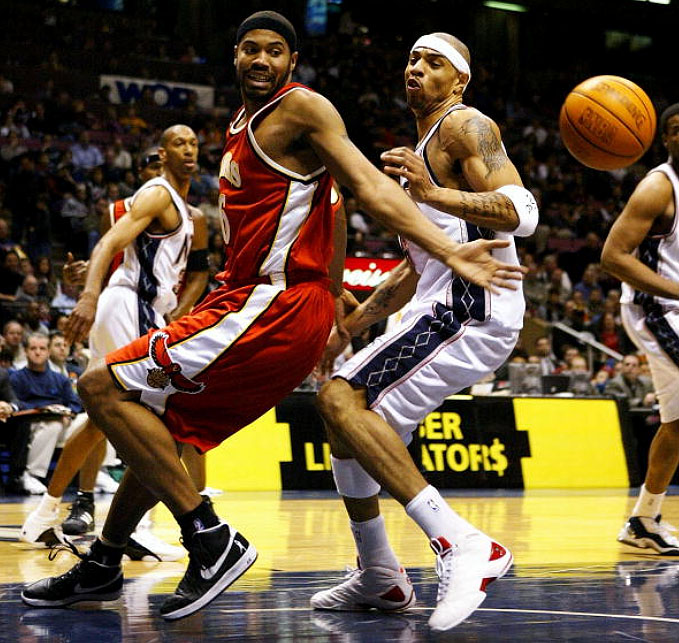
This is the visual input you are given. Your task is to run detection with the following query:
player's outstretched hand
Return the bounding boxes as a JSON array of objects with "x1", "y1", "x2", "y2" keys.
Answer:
[
  {"x1": 63, "y1": 252, "x2": 88, "y2": 286},
  {"x1": 317, "y1": 325, "x2": 351, "y2": 378},
  {"x1": 64, "y1": 292, "x2": 97, "y2": 344},
  {"x1": 449, "y1": 239, "x2": 526, "y2": 293}
]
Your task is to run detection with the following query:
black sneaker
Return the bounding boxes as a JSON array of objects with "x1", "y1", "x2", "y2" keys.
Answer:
[
  {"x1": 159, "y1": 523, "x2": 257, "y2": 620},
  {"x1": 617, "y1": 515, "x2": 679, "y2": 555},
  {"x1": 21, "y1": 540, "x2": 123, "y2": 607},
  {"x1": 62, "y1": 492, "x2": 95, "y2": 536}
]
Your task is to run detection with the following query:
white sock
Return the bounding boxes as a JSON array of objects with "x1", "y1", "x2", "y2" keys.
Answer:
[
  {"x1": 631, "y1": 484, "x2": 666, "y2": 518},
  {"x1": 37, "y1": 493, "x2": 61, "y2": 516},
  {"x1": 349, "y1": 515, "x2": 401, "y2": 572},
  {"x1": 405, "y1": 485, "x2": 477, "y2": 542}
]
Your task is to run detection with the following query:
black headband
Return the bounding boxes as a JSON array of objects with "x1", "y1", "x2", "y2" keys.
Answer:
[
  {"x1": 660, "y1": 103, "x2": 679, "y2": 135},
  {"x1": 140, "y1": 152, "x2": 160, "y2": 168},
  {"x1": 236, "y1": 11, "x2": 297, "y2": 53}
]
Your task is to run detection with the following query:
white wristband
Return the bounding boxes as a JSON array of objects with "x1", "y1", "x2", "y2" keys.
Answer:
[{"x1": 495, "y1": 185, "x2": 539, "y2": 238}]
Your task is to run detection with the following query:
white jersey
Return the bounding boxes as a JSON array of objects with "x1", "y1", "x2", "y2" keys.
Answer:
[
  {"x1": 107, "y1": 176, "x2": 194, "y2": 317},
  {"x1": 621, "y1": 161, "x2": 679, "y2": 312},
  {"x1": 400, "y1": 104, "x2": 525, "y2": 331}
]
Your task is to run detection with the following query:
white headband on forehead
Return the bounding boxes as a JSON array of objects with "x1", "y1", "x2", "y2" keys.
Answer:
[{"x1": 411, "y1": 34, "x2": 471, "y2": 83}]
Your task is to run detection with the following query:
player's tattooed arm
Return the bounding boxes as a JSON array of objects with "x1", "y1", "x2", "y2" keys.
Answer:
[
  {"x1": 415, "y1": 110, "x2": 522, "y2": 232},
  {"x1": 346, "y1": 260, "x2": 419, "y2": 335}
]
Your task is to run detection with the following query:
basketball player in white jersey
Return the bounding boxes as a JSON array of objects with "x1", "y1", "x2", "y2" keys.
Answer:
[
  {"x1": 602, "y1": 103, "x2": 679, "y2": 555},
  {"x1": 21, "y1": 128, "x2": 209, "y2": 561},
  {"x1": 311, "y1": 33, "x2": 538, "y2": 632}
]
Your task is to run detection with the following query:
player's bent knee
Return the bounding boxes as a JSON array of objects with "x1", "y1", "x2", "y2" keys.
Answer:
[
  {"x1": 317, "y1": 378, "x2": 355, "y2": 423},
  {"x1": 77, "y1": 360, "x2": 114, "y2": 405}
]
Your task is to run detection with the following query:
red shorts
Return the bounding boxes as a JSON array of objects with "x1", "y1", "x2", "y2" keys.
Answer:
[{"x1": 106, "y1": 278, "x2": 333, "y2": 452}]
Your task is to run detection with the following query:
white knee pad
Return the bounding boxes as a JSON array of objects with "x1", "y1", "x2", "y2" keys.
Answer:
[{"x1": 331, "y1": 455, "x2": 381, "y2": 498}]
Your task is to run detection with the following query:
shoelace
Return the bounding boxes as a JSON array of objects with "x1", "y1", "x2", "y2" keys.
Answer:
[
  {"x1": 434, "y1": 548, "x2": 456, "y2": 602},
  {"x1": 47, "y1": 537, "x2": 82, "y2": 563}
]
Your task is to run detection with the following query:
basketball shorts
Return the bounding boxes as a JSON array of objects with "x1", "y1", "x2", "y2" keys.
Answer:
[
  {"x1": 334, "y1": 300, "x2": 518, "y2": 442},
  {"x1": 89, "y1": 286, "x2": 164, "y2": 360},
  {"x1": 622, "y1": 303, "x2": 679, "y2": 423},
  {"x1": 106, "y1": 279, "x2": 333, "y2": 452}
]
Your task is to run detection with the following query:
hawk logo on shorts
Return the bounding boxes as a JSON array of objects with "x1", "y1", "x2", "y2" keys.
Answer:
[{"x1": 146, "y1": 331, "x2": 205, "y2": 394}]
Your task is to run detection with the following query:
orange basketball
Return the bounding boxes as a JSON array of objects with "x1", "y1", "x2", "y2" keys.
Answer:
[{"x1": 559, "y1": 75, "x2": 656, "y2": 170}]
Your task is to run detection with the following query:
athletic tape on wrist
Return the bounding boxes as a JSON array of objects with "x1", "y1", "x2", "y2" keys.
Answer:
[
  {"x1": 331, "y1": 455, "x2": 381, "y2": 499},
  {"x1": 495, "y1": 184, "x2": 539, "y2": 238}
]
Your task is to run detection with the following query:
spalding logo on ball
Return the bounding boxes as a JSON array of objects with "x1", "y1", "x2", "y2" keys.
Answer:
[{"x1": 559, "y1": 75, "x2": 656, "y2": 171}]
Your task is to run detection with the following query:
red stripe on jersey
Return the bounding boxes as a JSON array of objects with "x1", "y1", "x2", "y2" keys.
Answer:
[
  {"x1": 105, "y1": 199, "x2": 129, "y2": 282},
  {"x1": 217, "y1": 82, "x2": 335, "y2": 285}
]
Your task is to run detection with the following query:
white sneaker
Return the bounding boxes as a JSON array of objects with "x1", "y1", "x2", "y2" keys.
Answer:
[
  {"x1": 95, "y1": 470, "x2": 119, "y2": 494},
  {"x1": 310, "y1": 564, "x2": 415, "y2": 612},
  {"x1": 22, "y1": 472, "x2": 47, "y2": 495},
  {"x1": 20, "y1": 505, "x2": 64, "y2": 546},
  {"x1": 200, "y1": 486, "x2": 224, "y2": 497},
  {"x1": 618, "y1": 516, "x2": 679, "y2": 555},
  {"x1": 123, "y1": 527, "x2": 185, "y2": 562},
  {"x1": 428, "y1": 532, "x2": 513, "y2": 632}
]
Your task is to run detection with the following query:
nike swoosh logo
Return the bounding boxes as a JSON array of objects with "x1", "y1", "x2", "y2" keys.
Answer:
[
  {"x1": 200, "y1": 526, "x2": 234, "y2": 581},
  {"x1": 73, "y1": 570, "x2": 121, "y2": 593}
]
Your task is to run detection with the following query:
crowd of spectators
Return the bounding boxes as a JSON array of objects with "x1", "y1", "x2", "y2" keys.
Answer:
[{"x1": 0, "y1": 1, "x2": 674, "y2": 489}]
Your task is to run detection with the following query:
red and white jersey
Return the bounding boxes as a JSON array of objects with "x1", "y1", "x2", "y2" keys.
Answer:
[
  {"x1": 107, "y1": 197, "x2": 132, "y2": 278},
  {"x1": 217, "y1": 82, "x2": 335, "y2": 287},
  {"x1": 107, "y1": 176, "x2": 194, "y2": 316}
]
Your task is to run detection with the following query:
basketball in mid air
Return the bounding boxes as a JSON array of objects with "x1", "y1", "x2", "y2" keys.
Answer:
[{"x1": 559, "y1": 75, "x2": 656, "y2": 170}]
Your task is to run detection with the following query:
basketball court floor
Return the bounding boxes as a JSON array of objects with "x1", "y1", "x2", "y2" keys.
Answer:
[{"x1": 1, "y1": 487, "x2": 679, "y2": 641}]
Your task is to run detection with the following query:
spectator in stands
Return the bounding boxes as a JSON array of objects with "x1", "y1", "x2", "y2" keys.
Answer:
[
  {"x1": 595, "y1": 311, "x2": 626, "y2": 354},
  {"x1": 110, "y1": 136, "x2": 132, "y2": 174},
  {"x1": 0, "y1": 131, "x2": 28, "y2": 163},
  {"x1": 2, "y1": 320, "x2": 25, "y2": 368},
  {"x1": 51, "y1": 282, "x2": 79, "y2": 315},
  {"x1": 0, "y1": 250, "x2": 24, "y2": 302},
  {"x1": 572, "y1": 232, "x2": 603, "y2": 283},
  {"x1": 117, "y1": 168, "x2": 137, "y2": 198},
  {"x1": 25, "y1": 194, "x2": 52, "y2": 262},
  {"x1": 15, "y1": 275, "x2": 40, "y2": 304},
  {"x1": 58, "y1": 183, "x2": 91, "y2": 257},
  {"x1": 9, "y1": 332, "x2": 82, "y2": 494},
  {"x1": 48, "y1": 330, "x2": 82, "y2": 383},
  {"x1": 0, "y1": 362, "x2": 18, "y2": 420},
  {"x1": 0, "y1": 73, "x2": 14, "y2": 95},
  {"x1": 592, "y1": 368, "x2": 610, "y2": 394},
  {"x1": 0, "y1": 218, "x2": 16, "y2": 253},
  {"x1": 118, "y1": 105, "x2": 148, "y2": 136},
  {"x1": 35, "y1": 256, "x2": 58, "y2": 302},
  {"x1": 70, "y1": 131, "x2": 104, "y2": 174},
  {"x1": 563, "y1": 355, "x2": 596, "y2": 396},
  {"x1": 534, "y1": 336, "x2": 558, "y2": 375},
  {"x1": 574, "y1": 263, "x2": 603, "y2": 302},
  {"x1": 604, "y1": 354, "x2": 656, "y2": 408},
  {"x1": 21, "y1": 301, "x2": 50, "y2": 335}
]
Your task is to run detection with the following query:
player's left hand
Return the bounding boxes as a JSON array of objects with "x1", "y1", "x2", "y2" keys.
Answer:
[
  {"x1": 449, "y1": 239, "x2": 527, "y2": 293},
  {"x1": 63, "y1": 252, "x2": 89, "y2": 286},
  {"x1": 381, "y1": 147, "x2": 435, "y2": 202},
  {"x1": 64, "y1": 292, "x2": 98, "y2": 344}
]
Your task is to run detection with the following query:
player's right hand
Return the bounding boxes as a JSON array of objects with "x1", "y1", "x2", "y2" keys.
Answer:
[
  {"x1": 317, "y1": 326, "x2": 351, "y2": 378},
  {"x1": 63, "y1": 252, "x2": 89, "y2": 286},
  {"x1": 64, "y1": 291, "x2": 97, "y2": 344},
  {"x1": 448, "y1": 238, "x2": 527, "y2": 293}
]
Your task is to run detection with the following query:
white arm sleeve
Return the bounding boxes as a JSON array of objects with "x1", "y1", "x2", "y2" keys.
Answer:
[{"x1": 495, "y1": 184, "x2": 539, "y2": 238}]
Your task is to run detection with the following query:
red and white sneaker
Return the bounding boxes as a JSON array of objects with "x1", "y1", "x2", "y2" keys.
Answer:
[
  {"x1": 428, "y1": 532, "x2": 512, "y2": 632},
  {"x1": 310, "y1": 563, "x2": 415, "y2": 612}
]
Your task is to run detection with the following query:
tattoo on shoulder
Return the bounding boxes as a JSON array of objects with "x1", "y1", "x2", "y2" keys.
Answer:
[{"x1": 460, "y1": 116, "x2": 506, "y2": 176}]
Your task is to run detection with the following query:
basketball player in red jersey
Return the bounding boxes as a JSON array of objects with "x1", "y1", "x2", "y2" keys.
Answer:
[{"x1": 22, "y1": 11, "x2": 524, "y2": 620}]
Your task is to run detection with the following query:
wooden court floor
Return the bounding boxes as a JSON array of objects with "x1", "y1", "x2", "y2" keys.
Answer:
[{"x1": 1, "y1": 488, "x2": 679, "y2": 641}]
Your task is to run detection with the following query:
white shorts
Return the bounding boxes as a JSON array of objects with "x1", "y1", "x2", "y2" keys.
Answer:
[
  {"x1": 89, "y1": 286, "x2": 165, "y2": 360},
  {"x1": 334, "y1": 301, "x2": 518, "y2": 441},
  {"x1": 622, "y1": 303, "x2": 679, "y2": 423}
]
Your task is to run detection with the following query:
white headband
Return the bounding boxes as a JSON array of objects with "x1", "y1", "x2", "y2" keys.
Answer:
[{"x1": 411, "y1": 34, "x2": 471, "y2": 84}]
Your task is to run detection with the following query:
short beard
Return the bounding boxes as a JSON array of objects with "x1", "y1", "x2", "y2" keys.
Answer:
[{"x1": 239, "y1": 62, "x2": 292, "y2": 102}]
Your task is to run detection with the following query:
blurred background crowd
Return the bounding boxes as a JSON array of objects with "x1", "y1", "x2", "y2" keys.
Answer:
[{"x1": 1, "y1": 0, "x2": 677, "y2": 482}]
